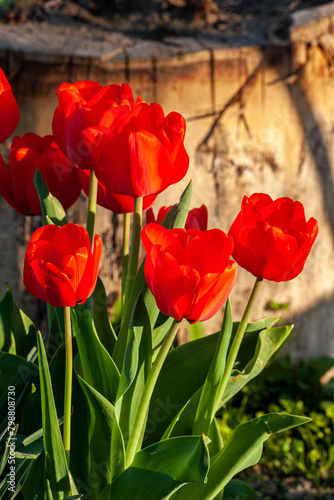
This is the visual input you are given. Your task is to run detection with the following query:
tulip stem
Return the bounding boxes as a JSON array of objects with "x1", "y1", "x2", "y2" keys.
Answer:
[
  {"x1": 125, "y1": 319, "x2": 180, "y2": 467},
  {"x1": 63, "y1": 306, "x2": 73, "y2": 469},
  {"x1": 123, "y1": 196, "x2": 143, "y2": 314},
  {"x1": 121, "y1": 212, "x2": 131, "y2": 310},
  {"x1": 86, "y1": 170, "x2": 98, "y2": 245},
  {"x1": 218, "y1": 277, "x2": 263, "y2": 403}
]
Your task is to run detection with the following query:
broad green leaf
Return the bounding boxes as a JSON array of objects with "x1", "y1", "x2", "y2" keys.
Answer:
[
  {"x1": 0, "y1": 287, "x2": 14, "y2": 352},
  {"x1": 101, "y1": 434, "x2": 209, "y2": 500},
  {"x1": 170, "y1": 413, "x2": 310, "y2": 500},
  {"x1": 112, "y1": 181, "x2": 193, "y2": 371},
  {"x1": 162, "y1": 180, "x2": 193, "y2": 230},
  {"x1": 206, "y1": 418, "x2": 224, "y2": 459},
  {"x1": 116, "y1": 328, "x2": 139, "y2": 401},
  {"x1": 223, "y1": 479, "x2": 261, "y2": 499},
  {"x1": 145, "y1": 319, "x2": 287, "y2": 445},
  {"x1": 92, "y1": 277, "x2": 117, "y2": 356},
  {"x1": 0, "y1": 353, "x2": 38, "y2": 423},
  {"x1": 0, "y1": 285, "x2": 37, "y2": 356},
  {"x1": 116, "y1": 295, "x2": 152, "y2": 453},
  {"x1": 109, "y1": 410, "x2": 125, "y2": 481},
  {"x1": 65, "y1": 371, "x2": 91, "y2": 496},
  {"x1": 46, "y1": 304, "x2": 65, "y2": 358},
  {"x1": 36, "y1": 331, "x2": 76, "y2": 496},
  {"x1": 193, "y1": 300, "x2": 232, "y2": 435},
  {"x1": 49, "y1": 342, "x2": 66, "y2": 417},
  {"x1": 72, "y1": 305, "x2": 120, "y2": 404},
  {"x1": 21, "y1": 454, "x2": 46, "y2": 500},
  {"x1": 0, "y1": 428, "x2": 11, "y2": 479},
  {"x1": 221, "y1": 325, "x2": 293, "y2": 406},
  {"x1": 74, "y1": 355, "x2": 116, "y2": 492},
  {"x1": 34, "y1": 169, "x2": 67, "y2": 226},
  {"x1": 152, "y1": 316, "x2": 175, "y2": 350},
  {"x1": 20, "y1": 383, "x2": 42, "y2": 436}
]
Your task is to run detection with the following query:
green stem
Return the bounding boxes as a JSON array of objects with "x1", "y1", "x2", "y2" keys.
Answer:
[
  {"x1": 113, "y1": 197, "x2": 143, "y2": 371},
  {"x1": 63, "y1": 306, "x2": 73, "y2": 468},
  {"x1": 86, "y1": 170, "x2": 98, "y2": 245},
  {"x1": 122, "y1": 212, "x2": 131, "y2": 310},
  {"x1": 218, "y1": 277, "x2": 263, "y2": 402},
  {"x1": 124, "y1": 197, "x2": 143, "y2": 311},
  {"x1": 125, "y1": 319, "x2": 180, "y2": 467},
  {"x1": 45, "y1": 303, "x2": 54, "y2": 355}
]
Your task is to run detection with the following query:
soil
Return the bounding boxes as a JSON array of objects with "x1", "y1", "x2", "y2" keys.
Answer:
[
  {"x1": 1, "y1": 0, "x2": 333, "y2": 46},
  {"x1": 242, "y1": 466, "x2": 334, "y2": 499}
]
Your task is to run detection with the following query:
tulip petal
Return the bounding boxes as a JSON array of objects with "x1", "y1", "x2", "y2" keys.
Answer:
[
  {"x1": 76, "y1": 234, "x2": 102, "y2": 303},
  {"x1": 0, "y1": 153, "x2": 24, "y2": 214},
  {"x1": 144, "y1": 246, "x2": 187, "y2": 321},
  {"x1": 0, "y1": 86, "x2": 19, "y2": 142},
  {"x1": 187, "y1": 261, "x2": 237, "y2": 323}
]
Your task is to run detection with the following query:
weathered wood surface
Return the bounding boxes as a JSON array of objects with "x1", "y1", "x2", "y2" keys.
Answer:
[
  {"x1": 0, "y1": 2, "x2": 333, "y2": 63},
  {"x1": 0, "y1": 3, "x2": 333, "y2": 360}
]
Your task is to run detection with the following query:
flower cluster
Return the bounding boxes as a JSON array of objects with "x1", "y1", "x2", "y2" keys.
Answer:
[
  {"x1": 0, "y1": 72, "x2": 318, "y2": 318},
  {"x1": 0, "y1": 65, "x2": 320, "y2": 500}
]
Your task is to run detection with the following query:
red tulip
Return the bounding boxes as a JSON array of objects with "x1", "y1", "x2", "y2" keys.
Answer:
[
  {"x1": 24, "y1": 223, "x2": 102, "y2": 307},
  {"x1": 0, "y1": 133, "x2": 81, "y2": 215},
  {"x1": 52, "y1": 80, "x2": 189, "y2": 197},
  {"x1": 228, "y1": 193, "x2": 319, "y2": 282},
  {"x1": 0, "y1": 68, "x2": 19, "y2": 143},
  {"x1": 52, "y1": 81, "x2": 144, "y2": 171},
  {"x1": 94, "y1": 101, "x2": 189, "y2": 197},
  {"x1": 77, "y1": 168, "x2": 157, "y2": 214},
  {"x1": 142, "y1": 224, "x2": 237, "y2": 323},
  {"x1": 146, "y1": 204, "x2": 208, "y2": 230}
]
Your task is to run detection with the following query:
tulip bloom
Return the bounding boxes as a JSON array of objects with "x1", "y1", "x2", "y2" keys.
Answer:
[
  {"x1": 24, "y1": 224, "x2": 102, "y2": 307},
  {"x1": 77, "y1": 168, "x2": 157, "y2": 214},
  {"x1": 228, "y1": 193, "x2": 318, "y2": 282},
  {"x1": 0, "y1": 68, "x2": 19, "y2": 143},
  {"x1": 52, "y1": 80, "x2": 189, "y2": 197},
  {"x1": 146, "y1": 204, "x2": 208, "y2": 231},
  {"x1": 142, "y1": 224, "x2": 237, "y2": 323},
  {"x1": 0, "y1": 133, "x2": 81, "y2": 215},
  {"x1": 53, "y1": 81, "x2": 140, "y2": 171},
  {"x1": 94, "y1": 101, "x2": 189, "y2": 197}
]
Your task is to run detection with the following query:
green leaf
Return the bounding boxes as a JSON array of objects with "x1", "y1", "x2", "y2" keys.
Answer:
[
  {"x1": 101, "y1": 434, "x2": 209, "y2": 500},
  {"x1": 161, "y1": 181, "x2": 193, "y2": 230},
  {"x1": 116, "y1": 295, "x2": 152, "y2": 453},
  {"x1": 223, "y1": 479, "x2": 261, "y2": 499},
  {"x1": 221, "y1": 324, "x2": 293, "y2": 407},
  {"x1": 152, "y1": 316, "x2": 175, "y2": 350},
  {"x1": 34, "y1": 169, "x2": 67, "y2": 226},
  {"x1": 170, "y1": 413, "x2": 310, "y2": 500},
  {"x1": 36, "y1": 331, "x2": 76, "y2": 496},
  {"x1": 193, "y1": 300, "x2": 232, "y2": 435},
  {"x1": 74, "y1": 355, "x2": 117, "y2": 492},
  {"x1": 145, "y1": 319, "x2": 288, "y2": 445},
  {"x1": 72, "y1": 304, "x2": 120, "y2": 404},
  {"x1": 92, "y1": 277, "x2": 117, "y2": 356},
  {"x1": 0, "y1": 352, "x2": 39, "y2": 423},
  {"x1": 21, "y1": 454, "x2": 46, "y2": 500},
  {"x1": 20, "y1": 383, "x2": 42, "y2": 436},
  {"x1": 0, "y1": 285, "x2": 37, "y2": 356}
]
